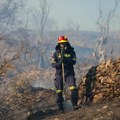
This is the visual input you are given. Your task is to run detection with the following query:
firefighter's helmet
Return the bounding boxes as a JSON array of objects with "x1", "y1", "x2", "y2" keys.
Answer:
[{"x1": 58, "y1": 36, "x2": 69, "y2": 43}]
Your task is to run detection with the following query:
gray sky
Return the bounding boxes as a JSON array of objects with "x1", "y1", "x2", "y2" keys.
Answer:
[{"x1": 26, "y1": 0, "x2": 120, "y2": 31}]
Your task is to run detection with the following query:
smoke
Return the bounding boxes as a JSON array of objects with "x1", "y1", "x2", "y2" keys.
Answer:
[{"x1": 33, "y1": 79, "x2": 54, "y2": 89}]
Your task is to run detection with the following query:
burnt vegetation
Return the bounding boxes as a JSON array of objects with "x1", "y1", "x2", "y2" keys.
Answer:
[{"x1": 0, "y1": 0, "x2": 120, "y2": 120}]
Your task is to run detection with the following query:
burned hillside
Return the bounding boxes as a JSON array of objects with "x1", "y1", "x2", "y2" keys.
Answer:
[{"x1": 0, "y1": 58, "x2": 120, "y2": 120}]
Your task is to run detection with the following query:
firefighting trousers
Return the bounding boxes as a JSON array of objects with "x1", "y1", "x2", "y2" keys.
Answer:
[{"x1": 54, "y1": 74, "x2": 78, "y2": 105}]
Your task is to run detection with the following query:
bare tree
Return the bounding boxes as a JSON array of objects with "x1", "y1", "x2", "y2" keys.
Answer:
[
  {"x1": 94, "y1": 0, "x2": 119, "y2": 63},
  {"x1": 0, "y1": 0, "x2": 25, "y2": 34},
  {"x1": 32, "y1": 0, "x2": 52, "y2": 68},
  {"x1": 0, "y1": 0, "x2": 28, "y2": 69}
]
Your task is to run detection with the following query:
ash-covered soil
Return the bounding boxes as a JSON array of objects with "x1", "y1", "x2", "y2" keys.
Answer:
[{"x1": 27, "y1": 99, "x2": 120, "y2": 120}]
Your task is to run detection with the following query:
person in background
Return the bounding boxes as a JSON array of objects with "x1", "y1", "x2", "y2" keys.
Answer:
[{"x1": 51, "y1": 35, "x2": 78, "y2": 113}]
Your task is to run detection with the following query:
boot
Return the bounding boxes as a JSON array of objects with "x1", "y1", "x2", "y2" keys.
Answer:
[
  {"x1": 56, "y1": 93, "x2": 64, "y2": 113},
  {"x1": 71, "y1": 89, "x2": 78, "y2": 110},
  {"x1": 57, "y1": 102, "x2": 64, "y2": 113}
]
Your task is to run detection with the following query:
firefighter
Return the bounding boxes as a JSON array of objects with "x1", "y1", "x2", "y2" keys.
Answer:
[{"x1": 51, "y1": 36, "x2": 78, "y2": 113}]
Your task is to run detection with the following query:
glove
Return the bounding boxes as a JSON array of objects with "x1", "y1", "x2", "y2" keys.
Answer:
[
  {"x1": 55, "y1": 60, "x2": 62, "y2": 68},
  {"x1": 62, "y1": 59, "x2": 68, "y2": 65}
]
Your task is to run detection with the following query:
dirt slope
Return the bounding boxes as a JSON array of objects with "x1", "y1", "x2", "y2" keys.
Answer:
[
  {"x1": 27, "y1": 58, "x2": 120, "y2": 120},
  {"x1": 42, "y1": 100, "x2": 120, "y2": 120}
]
